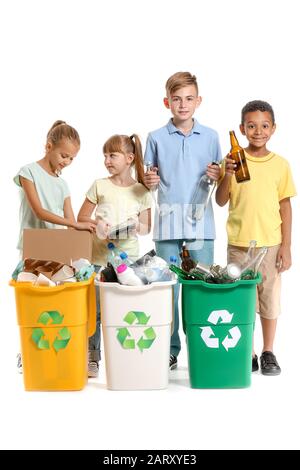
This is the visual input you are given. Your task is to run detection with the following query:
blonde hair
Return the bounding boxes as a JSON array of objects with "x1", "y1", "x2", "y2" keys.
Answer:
[
  {"x1": 103, "y1": 134, "x2": 145, "y2": 186},
  {"x1": 165, "y1": 72, "x2": 198, "y2": 96},
  {"x1": 46, "y1": 120, "x2": 80, "y2": 147}
]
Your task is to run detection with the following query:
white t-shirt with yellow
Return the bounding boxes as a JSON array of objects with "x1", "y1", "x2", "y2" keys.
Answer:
[
  {"x1": 226, "y1": 151, "x2": 296, "y2": 247},
  {"x1": 86, "y1": 177, "x2": 152, "y2": 265}
]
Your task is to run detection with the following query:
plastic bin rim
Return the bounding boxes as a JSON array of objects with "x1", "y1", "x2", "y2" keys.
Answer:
[
  {"x1": 103, "y1": 321, "x2": 172, "y2": 327},
  {"x1": 9, "y1": 273, "x2": 95, "y2": 292},
  {"x1": 96, "y1": 279, "x2": 177, "y2": 291},
  {"x1": 179, "y1": 272, "x2": 262, "y2": 289}
]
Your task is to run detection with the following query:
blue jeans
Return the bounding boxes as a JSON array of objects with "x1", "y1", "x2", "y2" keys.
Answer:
[
  {"x1": 155, "y1": 239, "x2": 214, "y2": 357},
  {"x1": 89, "y1": 265, "x2": 101, "y2": 362}
]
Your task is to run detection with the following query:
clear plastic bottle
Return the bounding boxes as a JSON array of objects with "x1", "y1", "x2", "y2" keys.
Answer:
[
  {"x1": 107, "y1": 242, "x2": 122, "y2": 268},
  {"x1": 219, "y1": 263, "x2": 241, "y2": 280},
  {"x1": 187, "y1": 162, "x2": 219, "y2": 223},
  {"x1": 169, "y1": 255, "x2": 178, "y2": 266},
  {"x1": 240, "y1": 247, "x2": 268, "y2": 276},
  {"x1": 145, "y1": 161, "x2": 159, "y2": 211},
  {"x1": 145, "y1": 161, "x2": 172, "y2": 217},
  {"x1": 142, "y1": 254, "x2": 172, "y2": 283},
  {"x1": 119, "y1": 251, "x2": 135, "y2": 266}
]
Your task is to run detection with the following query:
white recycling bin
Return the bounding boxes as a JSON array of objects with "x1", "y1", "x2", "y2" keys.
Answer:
[{"x1": 98, "y1": 279, "x2": 176, "y2": 390}]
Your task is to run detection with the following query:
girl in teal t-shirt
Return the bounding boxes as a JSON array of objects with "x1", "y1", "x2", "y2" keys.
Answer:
[{"x1": 14, "y1": 120, "x2": 96, "y2": 253}]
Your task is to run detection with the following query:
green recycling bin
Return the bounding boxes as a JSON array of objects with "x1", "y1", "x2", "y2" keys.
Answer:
[{"x1": 180, "y1": 274, "x2": 262, "y2": 388}]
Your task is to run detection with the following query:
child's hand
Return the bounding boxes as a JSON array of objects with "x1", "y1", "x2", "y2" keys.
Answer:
[
  {"x1": 224, "y1": 153, "x2": 236, "y2": 176},
  {"x1": 130, "y1": 221, "x2": 139, "y2": 236},
  {"x1": 206, "y1": 163, "x2": 221, "y2": 181},
  {"x1": 276, "y1": 245, "x2": 292, "y2": 272},
  {"x1": 75, "y1": 221, "x2": 97, "y2": 232},
  {"x1": 144, "y1": 167, "x2": 160, "y2": 189},
  {"x1": 96, "y1": 220, "x2": 111, "y2": 239}
]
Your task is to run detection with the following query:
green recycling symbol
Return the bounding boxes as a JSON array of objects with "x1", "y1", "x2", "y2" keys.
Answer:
[
  {"x1": 117, "y1": 311, "x2": 156, "y2": 352},
  {"x1": 31, "y1": 311, "x2": 71, "y2": 352}
]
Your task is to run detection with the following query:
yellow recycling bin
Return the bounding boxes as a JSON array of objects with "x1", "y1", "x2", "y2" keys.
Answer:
[{"x1": 10, "y1": 275, "x2": 96, "y2": 391}]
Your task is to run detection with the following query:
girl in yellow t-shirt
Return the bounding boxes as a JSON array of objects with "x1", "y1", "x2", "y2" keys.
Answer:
[{"x1": 77, "y1": 134, "x2": 152, "y2": 377}]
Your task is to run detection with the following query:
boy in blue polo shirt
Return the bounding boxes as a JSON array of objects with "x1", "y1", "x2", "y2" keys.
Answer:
[{"x1": 144, "y1": 71, "x2": 222, "y2": 369}]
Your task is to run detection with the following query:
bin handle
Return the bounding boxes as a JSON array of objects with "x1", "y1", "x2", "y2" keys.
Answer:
[
  {"x1": 87, "y1": 276, "x2": 97, "y2": 337},
  {"x1": 95, "y1": 280, "x2": 177, "y2": 291},
  {"x1": 108, "y1": 283, "x2": 154, "y2": 292}
]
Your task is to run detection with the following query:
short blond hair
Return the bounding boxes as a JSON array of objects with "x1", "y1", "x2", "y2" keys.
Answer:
[{"x1": 165, "y1": 72, "x2": 198, "y2": 96}]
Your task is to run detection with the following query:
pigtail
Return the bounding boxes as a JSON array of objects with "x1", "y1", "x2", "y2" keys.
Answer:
[{"x1": 130, "y1": 134, "x2": 146, "y2": 187}]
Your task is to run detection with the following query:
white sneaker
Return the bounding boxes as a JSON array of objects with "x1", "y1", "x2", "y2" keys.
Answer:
[{"x1": 88, "y1": 361, "x2": 99, "y2": 378}]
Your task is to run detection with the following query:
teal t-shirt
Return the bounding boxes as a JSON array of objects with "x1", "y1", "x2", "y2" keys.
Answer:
[{"x1": 14, "y1": 162, "x2": 70, "y2": 251}]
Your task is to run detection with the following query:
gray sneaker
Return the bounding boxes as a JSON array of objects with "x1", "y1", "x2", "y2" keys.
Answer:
[
  {"x1": 17, "y1": 353, "x2": 23, "y2": 374},
  {"x1": 169, "y1": 354, "x2": 178, "y2": 370},
  {"x1": 88, "y1": 361, "x2": 99, "y2": 378}
]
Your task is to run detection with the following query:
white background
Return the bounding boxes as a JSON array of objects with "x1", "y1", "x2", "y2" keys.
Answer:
[{"x1": 0, "y1": 0, "x2": 299, "y2": 450}]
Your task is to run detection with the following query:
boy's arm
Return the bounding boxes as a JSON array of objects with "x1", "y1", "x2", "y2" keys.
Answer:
[
  {"x1": 215, "y1": 156, "x2": 236, "y2": 206},
  {"x1": 276, "y1": 198, "x2": 292, "y2": 272}
]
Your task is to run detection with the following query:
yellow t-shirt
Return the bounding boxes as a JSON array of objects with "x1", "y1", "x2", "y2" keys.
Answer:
[
  {"x1": 226, "y1": 151, "x2": 296, "y2": 247},
  {"x1": 86, "y1": 178, "x2": 152, "y2": 265}
]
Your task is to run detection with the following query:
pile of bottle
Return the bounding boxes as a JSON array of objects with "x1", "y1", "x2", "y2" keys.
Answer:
[
  {"x1": 169, "y1": 241, "x2": 267, "y2": 284},
  {"x1": 100, "y1": 243, "x2": 176, "y2": 286}
]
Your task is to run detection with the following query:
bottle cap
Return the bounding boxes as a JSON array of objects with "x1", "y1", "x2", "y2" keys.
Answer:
[
  {"x1": 107, "y1": 242, "x2": 115, "y2": 250},
  {"x1": 227, "y1": 263, "x2": 241, "y2": 279},
  {"x1": 120, "y1": 252, "x2": 128, "y2": 260},
  {"x1": 116, "y1": 264, "x2": 127, "y2": 274}
]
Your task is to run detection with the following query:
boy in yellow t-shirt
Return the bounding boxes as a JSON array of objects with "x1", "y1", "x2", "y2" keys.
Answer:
[{"x1": 216, "y1": 100, "x2": 296, "y2": 376}]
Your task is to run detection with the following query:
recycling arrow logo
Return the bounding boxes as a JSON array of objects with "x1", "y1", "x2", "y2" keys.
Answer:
[
  {"x1": 200, "y1": 309, "x2": 241, "y2": 351},
  {"x1": 117, "y1": 311, "x2": 156, "y2": 352},
  {"x1": 31, "y1": 310, "x2": 71, "y2": 352}
]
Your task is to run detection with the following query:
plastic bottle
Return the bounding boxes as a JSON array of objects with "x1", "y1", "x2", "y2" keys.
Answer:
[
  {"x1": 116, "y1": 264, "x2": 144, "y2": 286},
  {"x1": 219, "y1": 263, "x2": 241, "y2": 280},
  {"x1": 142, "y1": 255, "x2": 172, "y2": 283},
  {"x1": 187, "y1": 162, "x2": 219, "y2": 223},
  {"x1": 169, "y1": 255, "x2": 178, "y2": 266},
  {"x1": 145, "y1": 161, "x2": 172, "y2": 217},
  {"x1": 143, "y1": 265, "x2": 173, "y2": 283},
  {"x1": 240, "y1": 247, "x2": 268, "y2": 276},
  {"x1": 145, "y1": 161, "x2": 159, "y2": 212},
  {"x1": 130, "y1": 249, "x2": 156, "y2": 268},
  {"x1": 107, "y1": 242, "x2": 122, "y2": 268},
  {"x1": 119, "y1": 251, "x2": 135, "y2": 266}
]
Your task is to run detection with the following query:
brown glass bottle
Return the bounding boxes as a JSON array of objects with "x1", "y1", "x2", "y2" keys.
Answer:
[
  {"x1": 180, "y1": 244, "x2": 196, "y2": 272},
  {"x1": 229, "y1": 131, "x2": 251, "y2": 183}
]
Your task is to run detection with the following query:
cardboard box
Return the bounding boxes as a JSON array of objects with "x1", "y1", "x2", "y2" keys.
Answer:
[{"x1": 22, "y1": 229, "x2": 93, "y2": 264}]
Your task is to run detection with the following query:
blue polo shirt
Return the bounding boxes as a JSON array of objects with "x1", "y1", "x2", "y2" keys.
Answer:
[{"x1": 144, "y1": 119, "x2": 222, "y2": 241}]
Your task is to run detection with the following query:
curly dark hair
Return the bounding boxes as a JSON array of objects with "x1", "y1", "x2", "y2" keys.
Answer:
[{"x1": 241, "y1": 100, "x2": 275, "y2": 125}]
